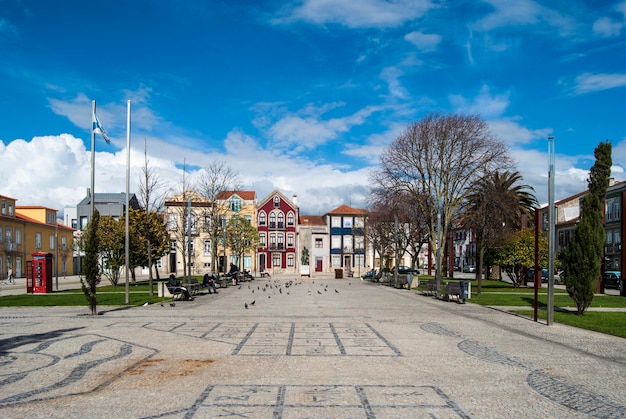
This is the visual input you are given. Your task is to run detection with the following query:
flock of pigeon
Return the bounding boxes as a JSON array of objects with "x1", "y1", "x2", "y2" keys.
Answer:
[
  {"x1": 161, "y1": 278, "x2": 351, "y2": 308},
  {"x1": 242, "y1": 279, "x2": 350, "y2": 309}
]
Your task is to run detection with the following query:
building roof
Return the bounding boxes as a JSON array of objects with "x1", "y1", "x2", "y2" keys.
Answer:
[
  {"x1": 326, "y1": 204, "x2": 367, "y2": 215},
  {"x1": 217, "y1": 190, "x2": 256, "y2": 201},
  {"x1": 299, "y1": 215, "x2": 325, "y2": 226},
  {"x1": 78, "y1": 192, "x2": 137, "y2": 206},
  {"x1": 14, "y1": 213, "x2": 75, "y2": 231},
  {"x1": 16, "y1": 205, "x2": 56, "y2": 211}
]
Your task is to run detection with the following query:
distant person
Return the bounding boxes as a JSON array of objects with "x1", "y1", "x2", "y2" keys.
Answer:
[
  {"x1": 203, "y1": 273, "x2": 219, "y2": 294},
  {"x1": 167, "y1": 274, "x2": 193, "y2": 301},
  {"x1": 228, "y1": 263, "x2": 240, "y2": 285},
  {"x1": 7, "y1": 267, "x2": 14, "y2": 284}
]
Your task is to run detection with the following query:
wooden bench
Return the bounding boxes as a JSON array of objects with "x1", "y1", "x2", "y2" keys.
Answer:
[
  {"x1": 158, "y1": 282, "x2": 185, "y2": 301},
  {"x1": 182, "y1": 278, "x2": 200, "y2": 295},
  {"x1": 424, "y1": 279, "x2": 438, "y2": 296},
  {"x1": 444, "y1": 281, "x2": 462, "y2": 303}
]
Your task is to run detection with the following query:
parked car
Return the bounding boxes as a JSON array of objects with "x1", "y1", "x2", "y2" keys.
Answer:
[
  {"x1": 462, "y1": 265, "x2": 476, "y2": 273},
  {"x1": 527, "y1": 267, "x2": 549, "y2": 283},
  {"x1": 392, "y1": 266, "x2": 420, "y2": 275},
  {"x1": 604, "y1": 271, "x2": 621, "y2": 290}
]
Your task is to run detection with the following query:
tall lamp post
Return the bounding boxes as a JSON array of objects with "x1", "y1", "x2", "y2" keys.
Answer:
[{"x1": 547, "y1": 135, "x2": 556, "y2": 326}]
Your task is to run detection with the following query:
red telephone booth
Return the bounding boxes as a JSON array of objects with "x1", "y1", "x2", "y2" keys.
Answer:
[{"x1": 31, "y1": 252, "x2": 53, "y2": 293}]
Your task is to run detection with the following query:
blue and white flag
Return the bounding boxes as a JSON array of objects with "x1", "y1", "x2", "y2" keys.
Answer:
[{"x1": 92, "y1": 112, "x2": 111, "y2": 144}]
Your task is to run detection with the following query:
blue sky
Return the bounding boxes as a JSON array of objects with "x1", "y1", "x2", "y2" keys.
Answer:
[{"x1": 1, "y1": 0, "x2": 626, "y2": 215}]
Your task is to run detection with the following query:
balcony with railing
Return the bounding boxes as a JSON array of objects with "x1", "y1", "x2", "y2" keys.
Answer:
[
  {"x1": 269, "y1": 243, "x2": 285, "y2": 250},
  {"x1": 4, "y1": 241, "x2": 18, "y2": 252},
  {"x1": 605, "y1": 243, "x2": 621, "y2": 254}
]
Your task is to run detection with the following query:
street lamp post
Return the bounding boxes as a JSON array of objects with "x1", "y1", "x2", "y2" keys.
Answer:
[{"x1": 547, "y1": 135, "x2": 555, "y2": 325}]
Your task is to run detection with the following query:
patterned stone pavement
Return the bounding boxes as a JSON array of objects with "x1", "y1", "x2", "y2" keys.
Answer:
[{"x1": 1, "y1": 275, "x2": 625, "y2": 418}]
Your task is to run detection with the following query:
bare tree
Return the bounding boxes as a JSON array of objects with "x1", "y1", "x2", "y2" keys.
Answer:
[
  {"x1": 375, "y1": 113, "x2": 510, "y2": 292},
  {"x1": 166, "y1": 161, "x2": 196, "y2": 280},
  {"x1": 197, "y1": 161, "x2": 241, "y2": 274},
  {"x1": 137, "y1": 139, "x2": 167, "y2": 295}
]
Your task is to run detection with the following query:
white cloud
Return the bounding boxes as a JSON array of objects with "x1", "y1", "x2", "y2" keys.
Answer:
[
  {"x1": 592, "y1": 17, "x2": 623, "y2": 37},
  {"x1": 574, "y1": 73, "x2": 626, "y2": 94},
  {"x1": 275, "y1": 0, "x2": 435, "y2": 28},
  {"x1": 449, "y1": 85, "x2": 510, "y2": 119},
  {"x1": 471, "y1": 0, "x2": 574, "y2": 35},
  {"x1": 404, "y1": 31, "x2": 441, "y2": 51},
  {"x1": 258, "y1": 103, "x2": 381, "y2": 153}
]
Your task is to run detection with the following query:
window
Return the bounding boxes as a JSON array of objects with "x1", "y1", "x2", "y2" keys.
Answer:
[
  {"x1": 315, "y1": 238, "x2": 323, "y2": 248},
  {"x1": 277, "y1": 212, "x2": 284, "y2": 228},
  {"x1": 47, "y1": 211, "x2": 56, "y2": 224},
  {"x1": 203, "y1": 240, "x2": 211, "y2": 256},
  {"x1": 331, "y1": 216, "x2": 341, "y2": 227},
  {"x1": 277, "y1": 233, "x2": 284, "y2": 248},
  {"x1": 230, "y1": 197, "x2": 241, "y2": 212},
  {"x1": 287, "y1": 233, "x2": 294, "y2": 247},
  {"x1": 355, "y1": 236, "x2": 364, "y2": 250},
  {"x1": 331, "y1": 236, "x2": 341, "y2": 249},
  {"x1": 184, "y1": 213, "x2": 197, "y2": 234},
  {"x1": 273, "y1": 195, "x2": 280, "y2": 207},
  {"x1": 6, "y1": 227, "x2": 12, "y2": 243},
  {"x1": 71, "y1": 218, "x2": 78, "y2": 229},
  {"x1": 287, "y1": 212, "x2": 294, "y2": 225},
  {"x1": 170, "y1": 240, "x2": 177, "y2": 252},
  {"x1": 260, "y1": 233, "x2": 266, "y2": 247},
  {"x1": 167, "y1": 213, "x2": 177, "y2": 230},
  {"x1": 259, "y1": 212, "x2": 266, "y2": 225},
  {"x1": 343, "y1": 217, "x2": 353, "y2": 228},
  {"x1": 332, "y1": 255, "x2": 341, "y2": 267},
  {"x1": 355, "y1": 254, "x2": 364, "y2": 268},
  {"x1": 287, "y1": 254, "x2": 294, "y2": 267},
  {"x1": 1, "y1": 200, "x2": 5, "y2": 214},
  {"x1": 354, "y1": 217, "x2": 364, "y2": 228},
  {"x1": 61, "y1": 236, "x2": 67, "y2": 251},
  {"x1": 15, "y1": 228, "x2": 21, "y2": 244},
  {"x1": 272, "y1": 253, "x2": 281, "y2": 268},
  {"x1": 269, "y1": 212, "x2": 276, "y2": 228},
  {"x1": 35, "y1": 232, "x2": 42, "y2": 249},
  {"x1": 343, "y1": 236, "x2": 353, "y2": 252},
  {"x1": 49, "y1": 234, "x2": 56, "y2": 250},
  {"x1": 244, "y1": 256, "x2": 252, "y2": 269},
  {"x1": 0, "y1": 226, "x2": 3, "y2": 243},
  {"x1": 204, "y1": 216, "x2": 211, "y2": 231},
  {"x1": 606, "y1": 197, "x2": 621, "y2": 222},
  {"x1": 80, "y1": 216, "x2": 89, "y2": 230},
  {"x1": 8, "y1": 203, "x2": 13, "y2": 216}
]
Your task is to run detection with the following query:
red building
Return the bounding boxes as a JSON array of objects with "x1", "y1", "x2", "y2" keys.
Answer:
[{"x1": 256, "y1": 191, "x2": 299, "y2": 274}]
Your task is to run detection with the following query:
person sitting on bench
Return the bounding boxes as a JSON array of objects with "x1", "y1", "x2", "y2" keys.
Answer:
[
  {"x1": 168, "y1": 274, "x2": 194, "y2": 301},
  {"x1": 202, "y1": 273, "x2": 219, "y2": 294}
]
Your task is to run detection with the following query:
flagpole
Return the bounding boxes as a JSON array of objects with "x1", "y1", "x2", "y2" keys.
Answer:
[
  {"x1": 90, "y1": 100, "x2": 96, "y2": 217},
  {"x1": 125, "y1": 100, "x2": 131, "y2": 304}
]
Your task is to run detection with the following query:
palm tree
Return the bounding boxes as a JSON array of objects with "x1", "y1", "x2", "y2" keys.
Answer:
[{"x1": 463, "y1": 170, "x2": 538, "y2": 294}]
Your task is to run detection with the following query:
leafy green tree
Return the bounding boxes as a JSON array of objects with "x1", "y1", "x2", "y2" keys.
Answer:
[
  {"x1": 129, "y1": 209, "x2": 169, "y2": 287},
  {"x1": 81, "y1": 210, "x2": 100, "y2": 315},
  {"x1": 562, "y1": 141, "x2": 612, "y2": 313},
  {"x1": 97, "y1": 215, "x2": 125, "y2": 286},
  {"x1": 226, "y1": 216, "x2": 259, "y2": 270},
  {"x1": 493, "y1": 228, "x2": 549, "y2": 287}
]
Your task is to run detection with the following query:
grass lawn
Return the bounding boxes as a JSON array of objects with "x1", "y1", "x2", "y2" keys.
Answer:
[
  {"x1": 0, "y1": 281, "x2": 168, "y2": 307},
  {"x1": 414, "y1": 277, "x2": 626, "y2": 338}
]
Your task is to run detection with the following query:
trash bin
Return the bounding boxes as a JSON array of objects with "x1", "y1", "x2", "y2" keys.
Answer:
[
  {"x1": 335, "y1": 269, "x2": 343, "y2": 279},
  {"x1": 459, "y1": 281, "x2": 469, "y2": 303}
]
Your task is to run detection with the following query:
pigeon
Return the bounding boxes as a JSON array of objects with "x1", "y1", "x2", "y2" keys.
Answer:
[
  {"x1": 268, "y1": 295, "x2": 271, "y2": 299},
  {"x1": 238, "y1": 285, "x2": 241, "y2": 289},
  {"x1": 170, "y1": 302, "x2": 176, "y2": 307},
  {"x1": 317, "y1": 290, "x2": 322, "y2": 295},
  {"x1": 248, "y1": 285, "x2": 251, "y2": 289},
  {"x1": 324, "y1": 288, "x2": 327, "y2": 292},
  {"x1": 335, "y1": 289, "x2": 339, "y2": 293},
  {"x1": 160, "y1": 303, "x2": 164, "y2": 307},
  {"x1": 245, "y1": 303, "x2": 248, "y2": 309},
  {"x1": 279, "y1": 288, "x2": 282, "y2": 294},
  {"x1": 250, "y1": 300, "x2": 255, "y2": 305}
]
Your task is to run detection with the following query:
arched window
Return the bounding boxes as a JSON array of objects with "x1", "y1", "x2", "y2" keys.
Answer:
[
  {"x1": 277, "y1": 212, "x2": 284, "y2": 228},
  {"x1": 259, "y1": 212, "x2": 266, "y2": 225},
  {"x1": 287, "y1": 212, "x2": 294, "y2": 225}
]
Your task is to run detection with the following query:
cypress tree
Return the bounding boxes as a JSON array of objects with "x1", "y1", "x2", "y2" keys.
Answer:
[
  {"x1": 81, "y1": 210, "x2": 101, "y2": 315},
  {"x1": 562, "y1": 141, "x2": 612, "y2": 314}
]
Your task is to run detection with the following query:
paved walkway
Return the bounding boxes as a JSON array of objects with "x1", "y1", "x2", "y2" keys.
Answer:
[{"x1": 1, "y1": 274, "x2": 625, "y2": 418}]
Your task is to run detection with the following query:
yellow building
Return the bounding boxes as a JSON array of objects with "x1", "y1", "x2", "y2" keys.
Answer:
[
  {"x1": 0, "y1": 195, "x2": 75, "y2": 279},
  {"x1": 162, "y1": 190, "x2": 257, "y2": 277}
]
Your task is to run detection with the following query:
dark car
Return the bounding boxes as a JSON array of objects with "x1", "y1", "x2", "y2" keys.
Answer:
[
  {"x1": 392, "y1": 266, "x2": 420, "y2": 275},
  {"x1": 604, "y1": 271, "x2": 621, "y2": 290},
  {"x1": 527, "y1": 268, "x2": 548, "y2": 282}
]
